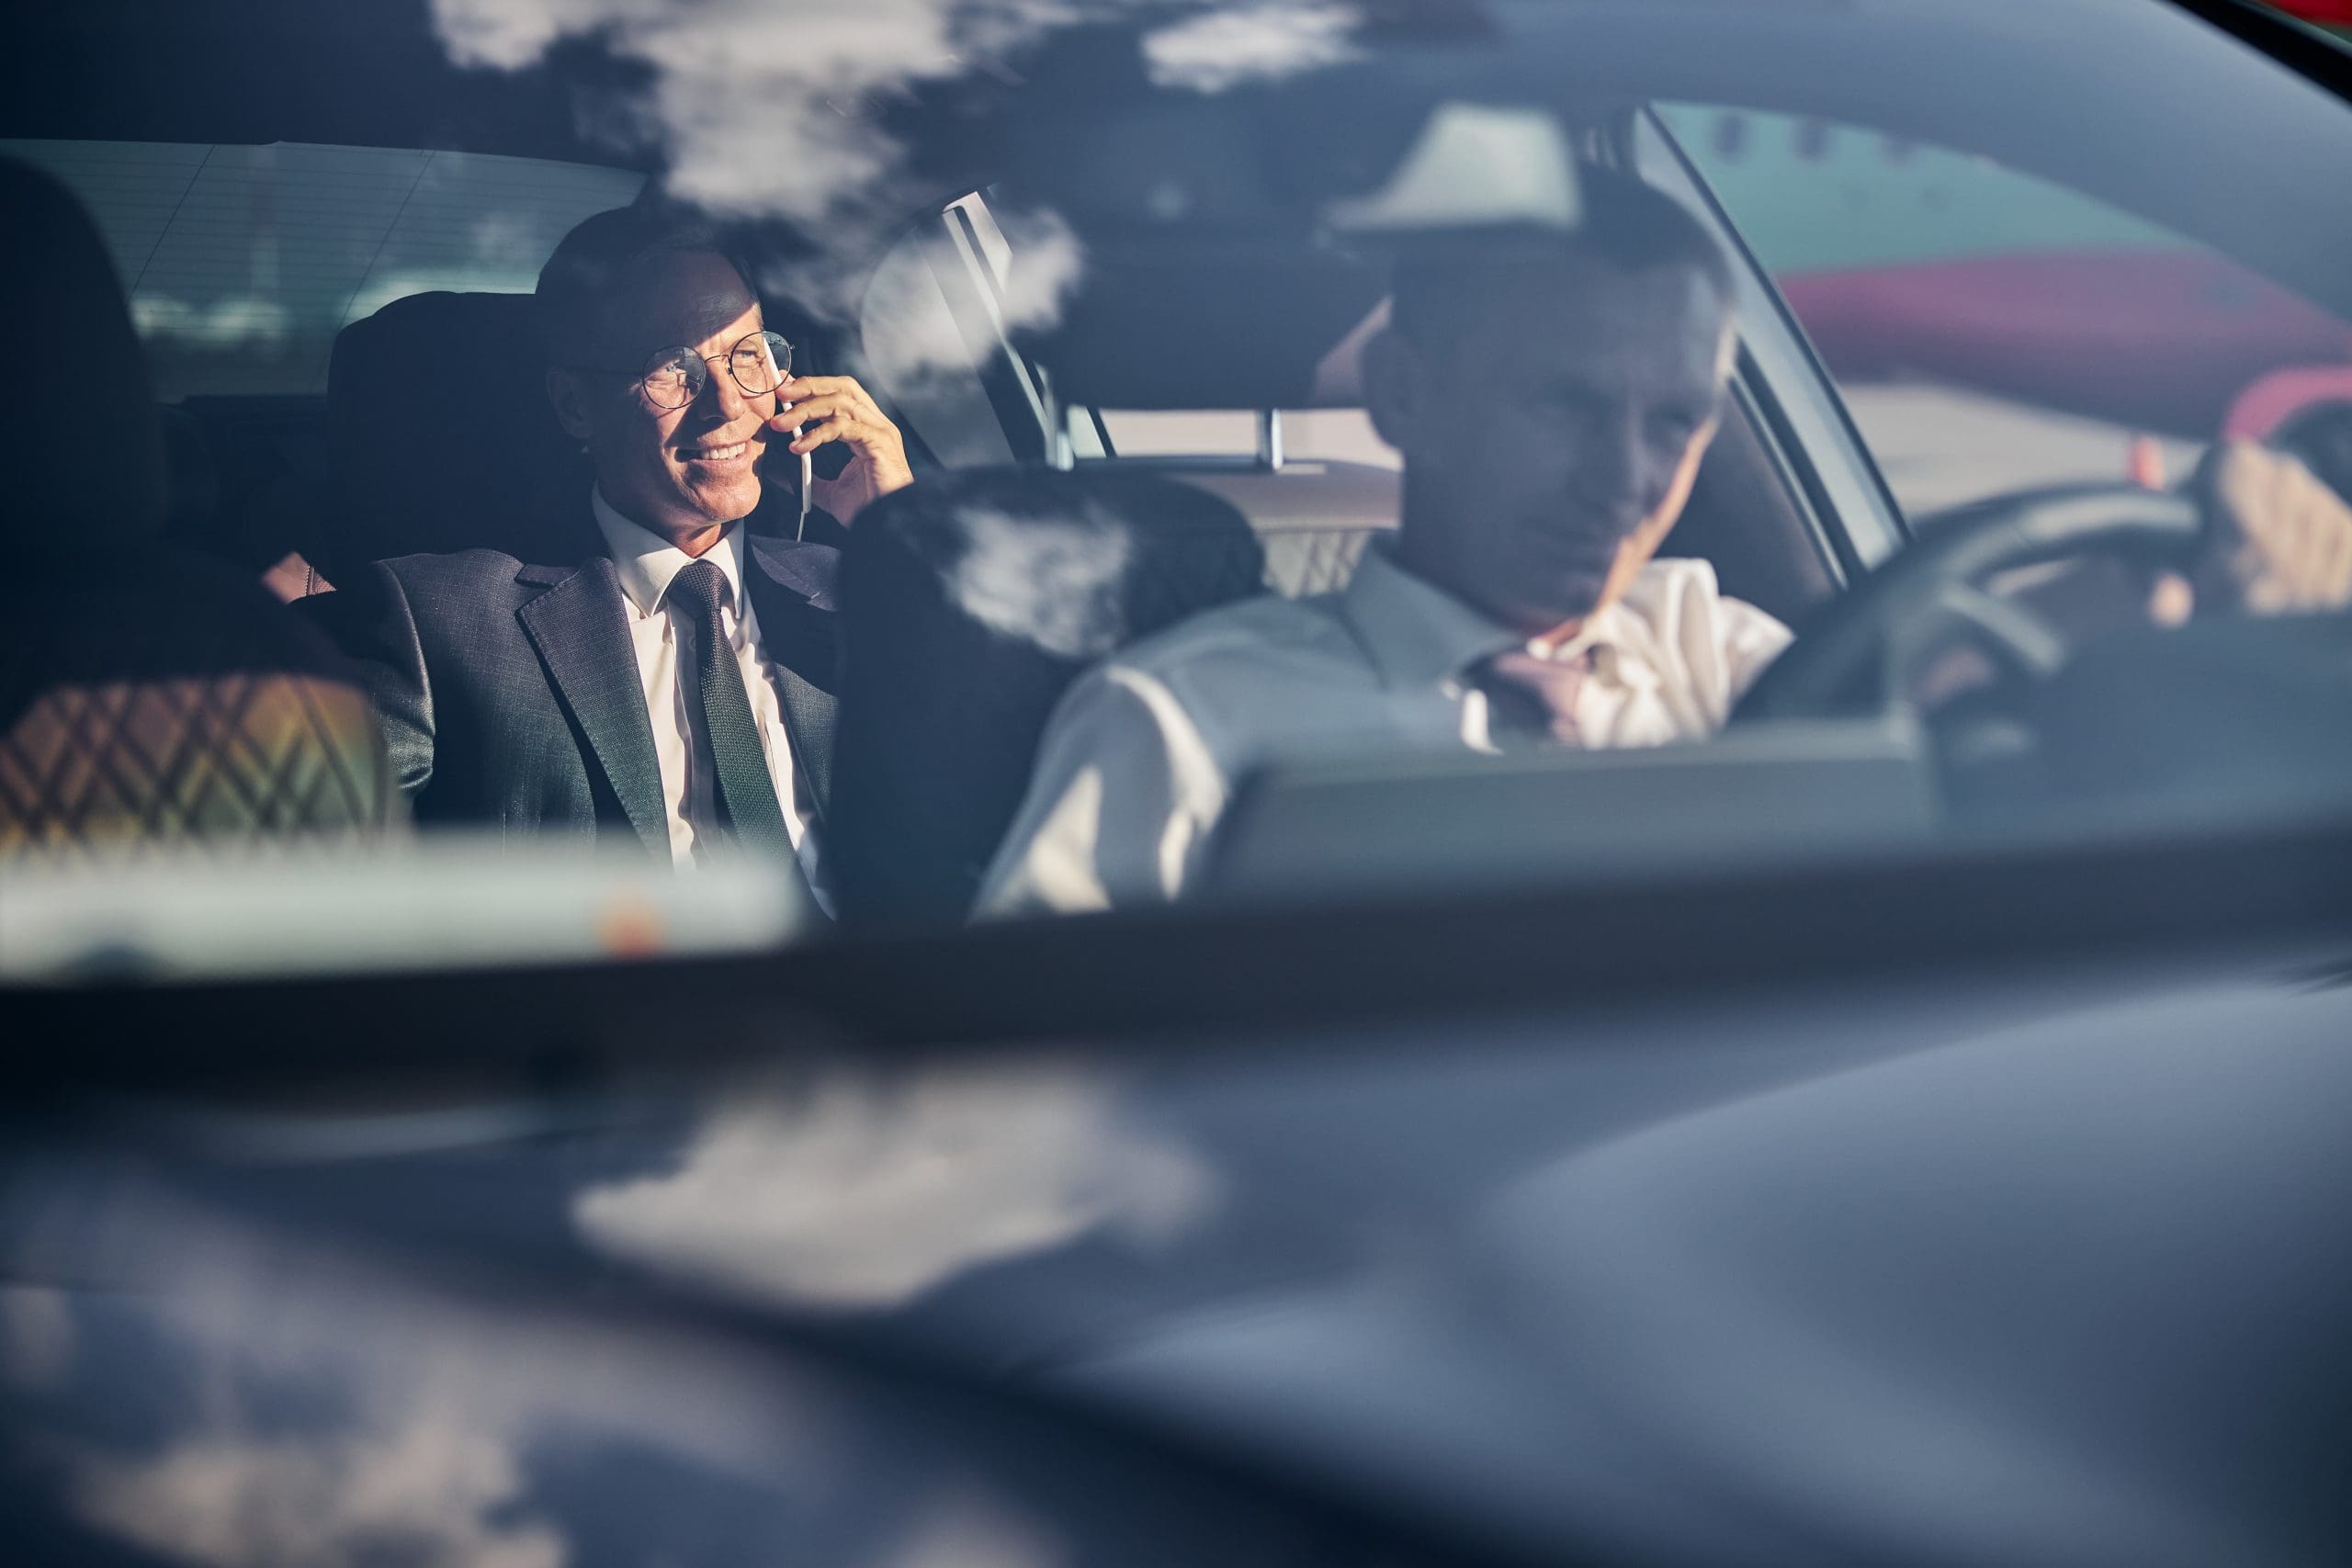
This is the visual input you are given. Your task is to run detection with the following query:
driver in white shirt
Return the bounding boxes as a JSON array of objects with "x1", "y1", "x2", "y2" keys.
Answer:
[
  {"x1": 979, "y1": 170, "x2": 1779, "y2": 917},
  {"x1": 977, "y1": 167, "x2": 2352, "y2": 918}
]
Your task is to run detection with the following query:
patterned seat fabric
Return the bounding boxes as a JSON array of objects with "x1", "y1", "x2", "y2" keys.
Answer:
[
  {"x1": 0, "y1": 157, "x2": 401, "y2": 865},
  {"x1": 0, "y1": 554, "x2": 402, "y2": 865},
  {"x1": 0, "y1": 672, "x2": 392, "y2": 865},
  {"x1": 1261, "y1": 525, "x2": 1383, "y2": 597}
]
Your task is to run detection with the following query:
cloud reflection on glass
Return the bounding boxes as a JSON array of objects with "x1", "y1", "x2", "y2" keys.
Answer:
[
  {"x1": 573, "y1": 1060, "x2": 1220, "y2": 1310},
  {"x1": 32, "y1": 1202, "x2": 813, "y2": 1568},
  {"x1": 424, "y1": 1, "x2": 1356, "y2": 340},
  {"x1": 1142, "y1": 1, "x2": 1361, "y2": 94}
]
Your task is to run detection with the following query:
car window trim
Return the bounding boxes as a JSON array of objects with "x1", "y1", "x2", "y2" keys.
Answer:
[
  {"x1": 1625, "y1": 106, "x2": 1910, "y2": 581},
  {"x1": 918, "y1": 193, "x2": 1053, "y2": 464},
  {"x1": 12, "y1": 803, "x2": 2352, "y2": 1094}
]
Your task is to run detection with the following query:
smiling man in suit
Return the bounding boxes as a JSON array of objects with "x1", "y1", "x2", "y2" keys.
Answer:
[{"x1": 315, "y1": 208, "x2": 911, "y2": 907}]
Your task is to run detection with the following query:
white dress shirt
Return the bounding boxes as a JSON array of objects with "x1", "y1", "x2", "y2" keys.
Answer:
[
  {"x1": 592, "y1": 492, "x2": 829, "y2": 904},
  {"x1": 976, "y1": 547, "x2": 1792, "y2": 918}
]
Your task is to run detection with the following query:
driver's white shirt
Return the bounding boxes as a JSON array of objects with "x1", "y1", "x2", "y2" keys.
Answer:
[{"x1": 976, "y1": 547, "x2": 1792, "y2": 918}]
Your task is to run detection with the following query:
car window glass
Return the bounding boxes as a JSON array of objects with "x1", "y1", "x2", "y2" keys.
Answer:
[
  {"x1": 861, "y1": 193, "x2": 1024, "y2": 469},
  {"x1": 1098, "y1": 409, "x2": 1396, "y2": 468},
  {"x1": 8, "y1": 0, "x2": 2352, "y2": 970},
  {"x1": 1657, "y1": 106, "x2": 2352, "y2": 521},
  {"x1": 0, "y1": 139, "x2": 642, "y2": 399}
]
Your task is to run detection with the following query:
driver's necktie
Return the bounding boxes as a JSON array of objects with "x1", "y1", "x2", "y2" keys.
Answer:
[
  {"x1": 667, "y1": 558, "x2": 796, "y2": 859},
  {"x1": 1470, "y1": 646, "x2": 1598, "y2": 748}
]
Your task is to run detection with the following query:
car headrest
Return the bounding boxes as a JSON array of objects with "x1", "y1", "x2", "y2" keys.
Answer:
[
  {"x1": 0, "y1": 158, "x2": 170, "y2": 549},
  {"x1": 1016, "y1": 240, "x2": 1385, "y2": 412},
  {"x1": 993, "y1": 59, "x2": 1408, "y2": 412},
  {"x1": 324, "y1": 290, "x2": 595, "y2": 581},
  {"x1": 830, "y1": 465, "x2": 1265, "y2": 927},
  {"x1": 155, "y1": 407, "x2": 221, "y2": 544}
]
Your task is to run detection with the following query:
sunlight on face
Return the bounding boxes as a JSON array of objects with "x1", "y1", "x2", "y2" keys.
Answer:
[{"x1": 578, "y1": 250, "x2": 779, "y2": 542}]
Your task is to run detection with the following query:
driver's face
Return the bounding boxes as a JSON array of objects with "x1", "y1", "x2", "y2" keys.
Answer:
[{"x1": 1377, "y1": 254, "x2": 1733, "y2": 637}]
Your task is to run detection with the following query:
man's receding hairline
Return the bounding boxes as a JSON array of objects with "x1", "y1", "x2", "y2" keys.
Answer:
[
  {"x1": 1393, "y1": 244, "x2": 1732, "y2": 359},
  {"x1": 596, "y1": 247, "x2": 758, "y2": 322},
  {"x1": 1386, "y1": 165, "x2": 1736, "y2": 348},
  {"x1": 1468, "y1": 242, "x2": 1727, "y2": 297},
  {"x1": 537, "y1": 208, "x2": 749, "y2": 360}
]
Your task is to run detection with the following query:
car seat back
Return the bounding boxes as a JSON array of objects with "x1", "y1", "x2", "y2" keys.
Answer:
[
  {"x1": 0, "y1": 157, "x2": 397, "y2": 861},
  {"x1": 324, "y1": 290, "x2": 595, "y2": 582},
  {"x1": 830, "y1": 466, "x2": 1264, "y2": 926}
]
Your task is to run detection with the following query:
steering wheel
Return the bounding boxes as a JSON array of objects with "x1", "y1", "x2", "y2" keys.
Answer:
[{"x1": 1735, "y1": 482, "x2": 2207, "y2": 722}]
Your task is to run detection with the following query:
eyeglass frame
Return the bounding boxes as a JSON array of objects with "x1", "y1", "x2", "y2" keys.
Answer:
[{"x1": 553, "y1": 329, "x2": 795, "y2": 411}]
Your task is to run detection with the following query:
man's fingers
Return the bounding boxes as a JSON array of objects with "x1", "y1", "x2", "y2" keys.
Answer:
[
  {"x1": 775, "y1": 391, "x2": 859, "y2": 420},
  {"x1": 785, "y1": 414, "x2": 845, "y2": 454},
  {"x1": 786, "y1": 410, "x2": 880, "y2": 456},
  {"x1": 2199, "y1": 440, "x2": 2352, "y2": 614},
  {"x1": 791, "y1": 430, "x2": 885, "y2": 459},
  {"x1": 780, "y1": 374, "x2": 887, "y2": 421},
  {"x1": 778, "y1": 375, "x2": 881, "y2": 412},
  {"x1": 771, "y1": 391, "x2": 867, "y2": 432},
  {"x1": 769, "y1": 374, "x2": 910, "y2": 502}
]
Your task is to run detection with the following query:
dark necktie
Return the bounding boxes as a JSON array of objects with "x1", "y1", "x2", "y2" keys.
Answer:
[
  {"x1": 667, "y1": 558, "x2": 795, "y2": 857},
  {"x1": 1470, "y1": 646, "x2": 1597, "y2": 748}
]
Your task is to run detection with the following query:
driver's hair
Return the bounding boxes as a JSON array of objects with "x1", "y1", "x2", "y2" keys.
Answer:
[
  {"x1": 1387, "y1": 166, "x2": 1734, "y2": 353},
  {"x1": 535, "y1": 206, "x2": 736, "y2": 363}
]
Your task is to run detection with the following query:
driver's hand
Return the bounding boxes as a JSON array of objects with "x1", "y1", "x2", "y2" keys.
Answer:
[
  {"x1": 765, "y1": 374, "x2": 913, "y2": 526},
  {"x1": 2194, "y1": 440, "x2": 2352, "y2": 615}
]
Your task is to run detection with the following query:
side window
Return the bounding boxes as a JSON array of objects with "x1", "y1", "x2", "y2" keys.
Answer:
[
  {"x1": 0, "y1": 139, "x2": 643, "y2": 399},
  {"x1": 1657, "y1": 107, "x2": 2352, "y2": 522},
  {"x1": 1098, "y1": 410, "x2": 1395, "y2": 469},
  {"x1": 860, "y1": 193, "x2": 1028, "y2": 470},
  {"x1": 861, "y1": 190, "x2": 1401, "y2": 481}
]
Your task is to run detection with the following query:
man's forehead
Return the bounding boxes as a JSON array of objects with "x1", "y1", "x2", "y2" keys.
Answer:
[
  {"x1": 1476, "y1": 259, "x2": 1730, "y2": 378},
  {"x1": 599, "y1": 250, "x2": 761, "y2": 355},
  {"x1": 1506, "y1": 253, "x2": 1720, "y2": 327}
]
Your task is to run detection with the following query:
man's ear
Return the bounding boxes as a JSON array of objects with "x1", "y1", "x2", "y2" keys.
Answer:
[
  {"x1": 546, "y1": 368, "x2": 595, "y2": 442},
  {"x1": 1361, "y1": 327, "x2": 1424, "y2": 456}
]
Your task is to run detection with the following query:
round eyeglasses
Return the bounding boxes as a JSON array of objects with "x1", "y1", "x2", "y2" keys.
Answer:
[{"x1": 565, "y1": 330, "x2": 793, "y2": 411}]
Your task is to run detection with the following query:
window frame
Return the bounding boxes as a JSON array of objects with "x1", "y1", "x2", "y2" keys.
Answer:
[{"x1": 1627, "y1": 107, "x2": 1911, "y2": 586}]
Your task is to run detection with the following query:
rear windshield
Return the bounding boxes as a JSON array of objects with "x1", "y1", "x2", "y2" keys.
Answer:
[{"x1": 0, "y1": 139, "x2": 642, "y2": 398}]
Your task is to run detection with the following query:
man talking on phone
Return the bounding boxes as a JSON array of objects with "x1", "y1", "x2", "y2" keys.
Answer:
[{"x1": 314, "y1": 207, "x2": 912, "y2": 909}]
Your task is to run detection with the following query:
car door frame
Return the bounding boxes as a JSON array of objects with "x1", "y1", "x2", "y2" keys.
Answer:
[{"x1": 1618, "y1": 107, "x2": 1912, "y2": 590}]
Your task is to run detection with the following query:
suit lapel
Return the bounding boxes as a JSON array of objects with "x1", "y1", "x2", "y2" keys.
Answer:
[
  {"x1": 742, "y1": 536, "x2": 841, "y2": 824},
  {"x1": 515, "y1": 558, "x2": 669, "y2": 855}
]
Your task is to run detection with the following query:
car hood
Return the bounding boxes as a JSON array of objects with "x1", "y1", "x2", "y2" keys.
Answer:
[{"x1": 7, "y1": 938, "x2": 2351, "y2": 1566}]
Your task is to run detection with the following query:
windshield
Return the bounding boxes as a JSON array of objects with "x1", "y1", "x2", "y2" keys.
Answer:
[
  {"x1": 5, "y1": 0, "x2": 2352, "y2": 971},
  {"x1": 14, "y1": 7, "x2": 2352, "y2": 1567}
]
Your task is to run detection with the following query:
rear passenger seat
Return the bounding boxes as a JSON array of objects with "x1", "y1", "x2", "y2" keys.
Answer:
[
  {"x1": 0, "y1": 157, "x2": 399, "y2": 859},
  {"x1": 322, "y1": 290, "x2": 597, "y2": 584},
  {"x1": 319, "y1": 287, "x2": 841, "y2": 581},
  {"x1": 151, "y1": 400, "x2": 338, "y2": 602},
  {"x1": 1140, "y1": 457, "x2": 1397, "y2": 597}
]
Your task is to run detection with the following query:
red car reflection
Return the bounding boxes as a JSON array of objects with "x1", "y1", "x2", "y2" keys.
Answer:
[{"x1": 1781, "y1": 250, "x2": 2352, "y2": 436}]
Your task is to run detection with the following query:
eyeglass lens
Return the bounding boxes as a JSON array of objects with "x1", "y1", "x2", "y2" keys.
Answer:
[{"x1": 638, "y1": 331, "x2": 792, "y2": 409}]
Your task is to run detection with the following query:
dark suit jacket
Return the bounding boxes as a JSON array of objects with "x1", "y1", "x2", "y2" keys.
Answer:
[{"x1": 307, "y1": 532, "x2": 841, "y2": 858}]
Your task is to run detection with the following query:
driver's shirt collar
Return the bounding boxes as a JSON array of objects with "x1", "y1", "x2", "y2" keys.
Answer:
[
  {"x1": 592, "y1": 487, "x2": 748, "y2": 619},
  {"x1": 1344, "y1": 542, "x2": 1626, "y2": 690}
]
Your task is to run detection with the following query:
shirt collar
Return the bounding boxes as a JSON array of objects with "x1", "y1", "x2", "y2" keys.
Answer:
[
  {"x1": 1342, "y1": 542, "x2": 1646, "y2": 688},
  {"x1": 591, "y1": 488, "x2": 747, "y2": 619},
  {"x1": 1341, "y1": 544, "x2": 1523, "y2": 689}
]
